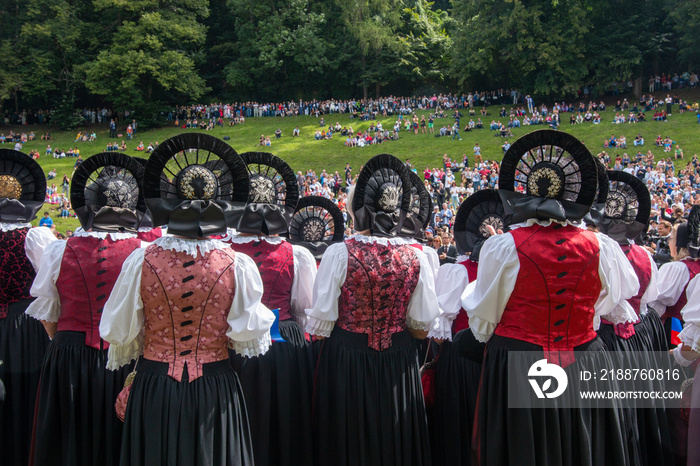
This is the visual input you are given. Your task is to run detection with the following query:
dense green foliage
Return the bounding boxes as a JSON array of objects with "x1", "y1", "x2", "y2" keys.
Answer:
[{"x1": 0, "y1": 0, "x2": 698, "y2": 116}]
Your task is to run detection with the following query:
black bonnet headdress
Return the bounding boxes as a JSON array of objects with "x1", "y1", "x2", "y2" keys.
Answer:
[
  {"x1": 236, "y1": 151, "x2": 299, "y2": 235},
  {"x1": 0, "y1": 149, "x2": 47, "y2": 223},
  {"x1": 499, "y1": 129, "x2": 598, "y2": 223},
  {"x1": 454, "y1": 189, "x2": 510, "y2": 261},
  {"x1": 142, "y1": 133, "x2": 249, "y2": 238},
  {"x1": 71, "y1": 152, "x2": 146, "y2": 232},
  {"x1": 352, "y1": 153, "x2": 411, "y2": 237}
]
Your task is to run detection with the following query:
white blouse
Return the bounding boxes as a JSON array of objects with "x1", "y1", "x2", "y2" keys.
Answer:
[
  {"x1": 429, "y1": 261, "x2": 474, "y2": 341},
  {"x1": 99, "y1": 237, "x2": 275, "y2": 369},
  {"x1": 305, "y1": 239, "x2": 441, "y2": 338},
  {"x1": 678, "y1": 275, "x2": 700, "y2": 352},
  {"x1": 223, "y1": 235, "x2": 317, "y2": 327},
  {"x1": 25, "y1": 233, "x2": 148, "y2": 324},
  {"x1": 405, "y1": 240, "x2": 440, "y2": 280},
  {"x1": 461, "y1": 229, "x2": 640, "y2": 343},
  {"x1": 650, "y1": 260, "x2": 697, "y2": 316}
]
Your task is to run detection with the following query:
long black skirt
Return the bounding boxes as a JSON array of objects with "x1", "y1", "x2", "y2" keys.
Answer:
[
  {"x1": 229, "y1": 320, "x2": 313, "y2": 466},
  {"x1": 313, "y1": 327, "x2": 431, "y2": 466},
  {"x1": 598, "y1": 320, "x2": 675, "y2": 466},
  {"x1": 642, "y1": 310, "x2": 669, "y2": 352},
  {"x1": 120, "y1": 358, "x2": 253, "y2": 466},
  {"x1": 0, "y1": 300, "x2": 50, "y2": 466},
  {"x1": 430, "y1": 338, "x2": 483, "y2": 466},
  {"x1": 31, "y1": 330, "x2": 133, "y2": 466},
  {"x1": 473, "y1": 335, "x2": 629, "y2": 466}
]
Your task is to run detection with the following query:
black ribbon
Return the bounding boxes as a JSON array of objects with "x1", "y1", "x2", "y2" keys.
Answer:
[
  {"x1": 353, "y1": 205, "x2": 406, "y2": 237},
  {"x1": 236, "y1": 203, "x2": 294, "y2": 236},
  {"x1": 75, "y1": 205, "x2": 143, "y2": 233},
  {"x1": 498, "y1": 191, "x2": 590, "y2": 224},
  {"x1": 599, "y1": 219, "x2": 646, "y2": 246},
  {"x1": 146, "y1": 198, "x2": 245, "y2": 239},
  {"x1": 583, "y1": 202, "x2": 606, "y2": 228},
  {"x1": 400, "y1": 215, "x2": 425, "y2": 240},
  {"x1": 0, "y1": 199, "x2": 44, "y2": 223}
]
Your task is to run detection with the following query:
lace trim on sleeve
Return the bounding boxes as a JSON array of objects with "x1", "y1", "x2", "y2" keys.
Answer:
[
  {"x1": 679, "y1": 323, "x2": 700, "y2": 353},
  {"x1": 427, "y1": 315, "x2": 453, "y2": 341},
  {"x1": 230, "y1": 332, "x2": 272, "y2": 358},
  {"x1": 406, "y1": 315, "x2": 432, "y2": 332},
  {"x1": 106, "y1": 334, "x2": 144, "y2": 370},
  {"x1": 306, "y1": 316, "x2": 335, "y2": 338},
  {"x1": 25, "y1": 296, "x2": 61, "y2": 323}
]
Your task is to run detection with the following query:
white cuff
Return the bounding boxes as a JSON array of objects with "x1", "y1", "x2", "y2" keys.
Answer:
[
  {"x1": 427, "y1": 315, "x2": 453, "y2": 341},
  {"x1": 673, "y1": 345, "x2": 695, "y2": 367},
  {"x1": 25, "y1": 297, "x2": 61, "y2": 323},
  {"x1": 106, "y1": 335, "x2": 144, "y2": 371},
  {"x1": 601, "y1": 301, "x2": 639, "y2": 326},
  {"x1": 293, "y1": 313, "x2": 308, "y2": 331},
  {"x1": 406, "y1": 315, "x2": 432, "y2": 332},
  {"x1": 679, "y1": 324, "x2": 700, "y2": 353},
  {"x1": 306, "y1": 316, "x2": 334, "y2": 338},
  {"x1": 230, "y1": 332, "x2": 272, "y2": 358},
  {"x1": 468, "y1": 316, "x2": 495, "y2": 343}
]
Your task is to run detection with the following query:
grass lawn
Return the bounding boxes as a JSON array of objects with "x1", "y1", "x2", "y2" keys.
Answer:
[{"x1": 4, "y1": 88, "x2": 700, "y2": 234}]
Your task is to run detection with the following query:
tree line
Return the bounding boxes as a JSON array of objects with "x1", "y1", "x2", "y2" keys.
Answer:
[{"x1": 0, "y1": 0, "x2": 697, "y2": 121}]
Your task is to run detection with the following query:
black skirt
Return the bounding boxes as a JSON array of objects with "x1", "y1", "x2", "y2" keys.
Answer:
[
  {"x1": 312, "y1": 327, "x2": 431, "y2": 466},
  {"x1": 597, "y1": 319, "x2": 675, "y2": 466},
  {"x1": 120, "y1": 357, "x2": 253, "y2": 466},
  {"x1": 0, "y1": 300, "x2": 50, "y2": 466},
  {"x1": 473, "y1": 335, "x2": 629, "y2": 466},
  {"x1": 641, "y1": 310, "x2": 669, "y2": 352},
  {"x1": 429, "y1": 339, "x2": 483, "y2": 466},
  {"x1": 229, "y1": 320, "x2": 313, "y2": 466},
  {"x1": 31, "y1": 330, "x2": 133, "y2": 466}
]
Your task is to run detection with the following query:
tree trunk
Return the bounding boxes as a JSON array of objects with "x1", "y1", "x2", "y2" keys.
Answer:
[
  {"x1": 362, "y1": 55, "x2": 368, "y2": 100},
  {"x1": 376, "y1": 82, "x2": 381, "y2": 99},
  {"x1": 633, "y1": 77, "x2": 642, "y2": 99}
]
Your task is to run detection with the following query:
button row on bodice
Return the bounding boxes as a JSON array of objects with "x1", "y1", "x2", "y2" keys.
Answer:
[{"x1": 178, "y1": 260, "x2": 197, "y2": 356}]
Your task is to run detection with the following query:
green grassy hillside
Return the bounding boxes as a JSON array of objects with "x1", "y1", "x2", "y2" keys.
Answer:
[{"x1": 4, "y1": 89, "x2": 699, "y2": 233}]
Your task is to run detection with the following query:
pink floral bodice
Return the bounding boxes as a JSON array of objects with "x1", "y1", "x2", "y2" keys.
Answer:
[
  {"x1": 336, "y1": 239, "x2": 420, "y2": 351},
  {"x1": 141, "y1": 245, "x2": 237, "y2": 382}
]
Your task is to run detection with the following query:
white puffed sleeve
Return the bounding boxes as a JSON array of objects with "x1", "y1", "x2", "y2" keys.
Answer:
[
  {"x1": 227, "y1": 253, "x2": 275, "y2": 357},
  {"x1": 24, "y1": 226, "x2": 56, "y2": 270},
  {"x1": 305, "y1": 242, "x2": 348, "y2": 337},
  {"x1": 100, "y1": 248, "x2": 146, "y2": 370},
  {"x1": 461, "y1": 233, "x2": 520, "y2": 343},
  {"x1": 291, "y1": 245, "x2": 317, "y2": 328},
  {"x1": 406, "y1": 249, "x2": 441, "y2": 331},
  {"x1": 650, "y1": 261, "x2": 691, "y2": 316},
  {"x1": 26, "y1": 240, "x2": 66, "y2": 323},
  {"x1": 593, "y1": 233, "x2": 640, "y2": 327},
  {"x1": 678, "y1": 275, "x2": 700, "y2": 352},
  {"x1": 428, "y1": 263, "x2": 471, "y2": 340},
  {"x1": 422, "y1": 245, "x2": 441, "y2": 281}
]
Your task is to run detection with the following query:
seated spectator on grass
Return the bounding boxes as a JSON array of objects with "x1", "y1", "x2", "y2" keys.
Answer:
[
  {"x1": 634, "y1": 134, "x2": 644, "y2": 146},
  {"x1": 275, "y1": 128, "x2": 282, "y2": 138}
]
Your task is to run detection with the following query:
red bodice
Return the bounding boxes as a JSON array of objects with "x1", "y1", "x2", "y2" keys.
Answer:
[
  {"x1": 136, "y1": 227, "x2": 163, "y2": 242},
  {"x1": 664, "y1": 259, "x2": 700, "y2": 321},
  {"x1": 56, "y1": 236, "x2": 142, "y2": 349},
  {"x1": 621, "y1": 244, "x2": 652, "y2": 315},
  {"x1": 0, "y1": 228, "x2": 35, "y2": 318},
  {"x1": 494, "y1": 225, "x2": 602, "y2": 367},
  {"x1": 141, "y1": 246, "x2": 237, "y2": 382},
  {"x1": 227, "y1": 239, "x2": 294, "y2": 321},
  {"x1": 452, "y1": 259, "x2": 478, "y2": 334},
  {"x1": 336, "y1": 239, "x2": 421, "y2": 351}
]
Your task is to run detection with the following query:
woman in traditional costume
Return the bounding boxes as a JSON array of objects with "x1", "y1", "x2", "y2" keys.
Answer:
[
  {"x1": 306, "y1": 153, "x2": 440, "y2": 466},
  {"x1": 100, "y1": 133, "x2": 274, "y2": 466},
  {"x1": 223, "y1": 151, "x2": 317, "y2": 466},
  {"x1": 0, "y1": 149, "x2": 56, "y2": 466},
  {"x1": 430, "y1": 189, "x2": 508, "y2": 465},
  {"x1": 463, "y1": 130, "x2": 639, "y2": 465},
  {"x1": 597, "y1": 170, "x2": 674, "y2": 465},
  {"x1": 27, "y1": 152, "x2": 148, "y2": 466}
]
